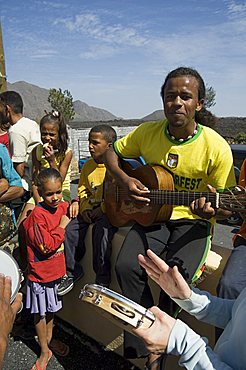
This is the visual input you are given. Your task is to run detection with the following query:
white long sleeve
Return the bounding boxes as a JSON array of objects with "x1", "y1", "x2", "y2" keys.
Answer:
[{"x1": 166, "y1": 287, "x2": 246, "y2": 369}]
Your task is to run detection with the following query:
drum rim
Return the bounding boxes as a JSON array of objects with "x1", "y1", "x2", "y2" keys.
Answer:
[
  {"x1": 82, "y1": 283, "x2": 155, "y2": 320},
  {"x1": 0, "y1": 249, "x2": 21, "y2": 303}
]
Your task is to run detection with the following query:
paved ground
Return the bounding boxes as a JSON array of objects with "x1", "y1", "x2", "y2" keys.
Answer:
[
  {"x1": 4, "y1": 317, "x2": 139, "y2": 370},
  {"x1": 213, "y1": 219, "x2": 241, "y2": 249}
]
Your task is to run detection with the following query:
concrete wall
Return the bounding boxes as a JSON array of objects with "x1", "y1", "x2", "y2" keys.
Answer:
[{"x1": 68, "y1": 126, "x2": 137, "y2": 161}]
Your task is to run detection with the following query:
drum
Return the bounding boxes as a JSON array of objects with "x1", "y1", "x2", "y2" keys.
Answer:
[
  {"x1": 79, "y1": 284, "x2": 155, "y2": 333},
  {"x1": 0, "y1": 249, "x2": 23, "y2": 303}
]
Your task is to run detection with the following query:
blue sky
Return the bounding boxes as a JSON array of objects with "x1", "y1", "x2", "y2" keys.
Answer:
[{"x1": 1, "y1": 0, "x2": 246, "y2": 119}]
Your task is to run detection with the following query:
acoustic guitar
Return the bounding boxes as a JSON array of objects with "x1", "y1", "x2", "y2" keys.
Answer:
[{"x1": 104, "y1": 160, "x2": 246, "y2": 227}]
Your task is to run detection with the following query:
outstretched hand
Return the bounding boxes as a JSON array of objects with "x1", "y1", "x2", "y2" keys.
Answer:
[{"x1": 138, "y1": 249, "x2": 191, "y2": 300}]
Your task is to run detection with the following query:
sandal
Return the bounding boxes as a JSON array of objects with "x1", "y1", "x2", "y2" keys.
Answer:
[
  {"x1": 49, "y1": 339, "x2": 69, "y2": 357},
  {"x1": 31, "y1": 350, "x2": 52, "y2": 370}
]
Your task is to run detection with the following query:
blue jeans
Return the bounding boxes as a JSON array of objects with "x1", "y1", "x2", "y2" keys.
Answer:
[
  {"x1": 217, "y1": 236, "x2": 246, "y2": 299},
  {"x1": 216, "y1": 236, "x2": 246, "y2": 340}
]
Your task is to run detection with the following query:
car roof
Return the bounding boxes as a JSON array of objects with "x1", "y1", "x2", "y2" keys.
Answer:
[{"x1": 230, "y1": 144, "x2": 246, "y2": 153}]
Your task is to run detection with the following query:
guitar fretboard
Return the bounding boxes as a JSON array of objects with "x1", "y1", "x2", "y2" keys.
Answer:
[
  {"x1": 116, "y1": 188, "x2": 219, "y2": 208},
  {"x1": 148, "y1": 190, "x2": 219, "y2": 207}
]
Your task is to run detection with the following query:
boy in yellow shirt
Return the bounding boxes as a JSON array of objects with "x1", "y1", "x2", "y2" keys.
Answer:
[{"x1": 58, "y1": 125, "x2": 117, "y2": 295}]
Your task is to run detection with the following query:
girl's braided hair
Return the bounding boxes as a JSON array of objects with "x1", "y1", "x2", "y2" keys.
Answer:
[{"x1": 40, "y1": 110, "x2": 69, "y2": 156}]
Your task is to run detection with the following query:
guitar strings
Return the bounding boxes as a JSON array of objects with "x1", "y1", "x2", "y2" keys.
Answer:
[{"x1": 113, "y1": 189, "x2": 246, "y2": 211}]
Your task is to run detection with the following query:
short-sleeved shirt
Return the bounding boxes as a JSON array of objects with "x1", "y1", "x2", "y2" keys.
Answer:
[
  {"x1": 35, "y1": 144, "x2": 72, "y2": 202},
  {"x1": 78, "y1": 158, "x2": 106, "y2": 213},
  {"x1": 0, "y1": 143, "x2": 23, "y2": 187},
  {"x1": 114, "y1": 120, "x2": 236, "y2": 224},
  {"x1": 9, "y1": 117, "x2": 41, "y2": 190}
]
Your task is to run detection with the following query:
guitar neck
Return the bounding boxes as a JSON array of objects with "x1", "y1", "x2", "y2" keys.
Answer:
[{"x1": 149, "y1": 190, "x2": 219, "y2": 208}]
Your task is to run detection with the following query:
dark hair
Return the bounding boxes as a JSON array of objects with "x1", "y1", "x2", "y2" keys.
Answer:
[
  {"x1": 40, "y1": 111, "x2": 69, "y2": 156},
  {"x1": 0, "y1": 91, "x2": 23, "y2": 114},
  {"x1": 160, "y1": 67, "x2": 217, "y2": 128},
  {"x1": 36, "y1": 168, "x2": 62, "y2": 191},
  {"x1": 89, "y1": 125, "x2": 117, "y2": 143},
  {"x1": 0, "y1": 102, "x2": 10, "y2": 131}
]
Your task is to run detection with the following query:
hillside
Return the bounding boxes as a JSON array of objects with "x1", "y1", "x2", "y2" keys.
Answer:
[
  {"x1": 6, "y1": 81, "x2": 118, "y2": 122},
  {"x1": 141, "y1": 109, "x2": 164, "y2": 121},
  {"x1": 4, "y1": 80, "x2": 246, "y2": 138},
  {"x1": 214, "y1": 117, "x2": 246, "y2": 138}
]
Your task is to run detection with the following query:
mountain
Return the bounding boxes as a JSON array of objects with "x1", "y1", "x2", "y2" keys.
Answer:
[
  {"x1": 73, "y1": 100, "x2": 118, "y2": 122},
  {"x1": 141, "y1": 109, "x2": 164, "y2": 121},
  {"x1": 6, "y1": 81, "x2": 118, "y2": 122}
]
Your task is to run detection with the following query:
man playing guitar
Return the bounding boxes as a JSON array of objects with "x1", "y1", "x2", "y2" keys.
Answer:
[{"x1": 102, "y1": 66, "x2": 236, "y2": 370}]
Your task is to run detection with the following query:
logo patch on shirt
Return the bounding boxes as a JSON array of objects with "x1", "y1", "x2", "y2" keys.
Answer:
[{"x1": 167, "y1": 153, "x2": 178, "y2": 168}]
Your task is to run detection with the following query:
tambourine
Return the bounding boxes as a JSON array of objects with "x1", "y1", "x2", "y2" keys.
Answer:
[
  {"x1": 0, "y1": 249, "x2": 23, "y2": 304},
  {"x1": 79, "y1": 284, "x2": 155, "y2": 332}
]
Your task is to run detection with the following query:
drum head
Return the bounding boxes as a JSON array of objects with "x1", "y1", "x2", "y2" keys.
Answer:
[{"x1": 0, "y1": 250, "x2": 21, "y2": 303}]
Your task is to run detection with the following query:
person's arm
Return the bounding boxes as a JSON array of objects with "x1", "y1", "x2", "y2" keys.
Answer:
[
  {"x1": 25, "y1": 209, "x2": 70, "y2": 254},
  {"x1": 190, "y1": 143, "x2": 236, "y2": 221},
  {"x1": 31, "y1": 146, "x2": 42, "y2": 204},
  {"x1": 0, "y1": 147, "x2": 24, "y2": 202},
  {"x1": 0, "y1": 275, "x2": 22, "y2": 370},
  {"x1": 14, "y1": 162, "x2": 25, "y2": 178},
  {"x1": 138, "y1": 250, "x2": 234, "y2": 327},
  {"x1": 168, "y1": 318, "x2": 233, "y2": 369},
  {"x1": 134, "y1": 251, "x2": 235, "y2": 369},
  {"x1": 42, "y1": 146, "x2": 73, "y2": 182},
  {"x1": 42, "y1": 144, "x2": 59, "y2": 171},
  {"x1": 10, "y1": 129, "x2": 34, "y2": 179},
  {"x1": 0, "y1": 178, "x2": 9, "y2": 197},
  {"x1": 68, "y1": 200, "x2": 79, "y2": 218},
  {"x1": 103, "y1": 146, "x2": 150, "y2": 203},
  {"x1": 134, "y1": 307, "x2": 233, "y2": 370},
  {"x1": 77, "y1": 167, "x2": 94, "y2": 214},
  {"x1": 58, "y1": 149, "x2": 73, "y2": 182},
  {"x1": 190, "y1": 184, "x2": 232, "y2": 220},
  {"x1": 0, "y1": 185, "x2": 24, "y2": 202}
]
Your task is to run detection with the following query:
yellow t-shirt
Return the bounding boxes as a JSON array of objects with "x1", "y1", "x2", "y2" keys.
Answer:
[
  {"x1": 78, "y1": 158, "x2": 106, "y2": 213},
  {"x1": 114, "y1": 120, "x2": 236, "y2": 223},
  {"x1": 32, "y1": 144, "x2": 72, "y2": 202}
]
